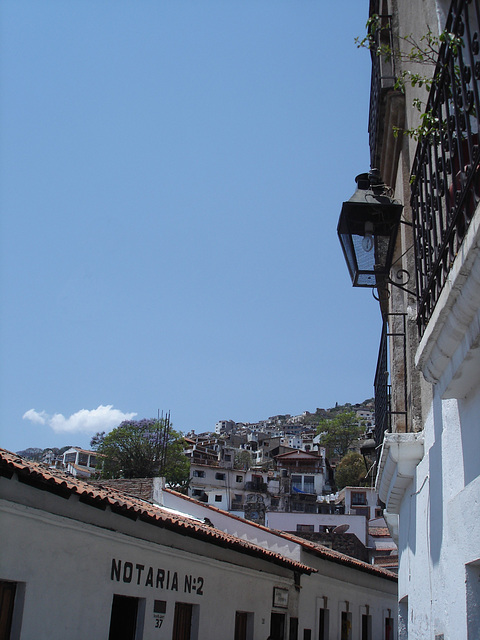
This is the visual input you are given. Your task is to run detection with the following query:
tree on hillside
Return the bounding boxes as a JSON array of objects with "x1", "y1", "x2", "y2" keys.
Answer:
[
  {"x1": 316, "y1": 411, "x2": 362, "y2": 459},
  {"x1": 16, "y1": 448, "x2": 43, "y2": 460},
  {"x1": 234, "y1": 450, "x2": 253, "y2": 470},
  {"x1": 90, "y1": 417, "x2": 190, "y2": 491},
  {"x1": 334, "y1": 452, "x2": 369, "y2": 490}
]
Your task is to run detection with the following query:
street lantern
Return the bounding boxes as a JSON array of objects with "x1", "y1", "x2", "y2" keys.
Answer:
[{"x1": 338, "y1": 171, "x2": 403, "y2": 287}]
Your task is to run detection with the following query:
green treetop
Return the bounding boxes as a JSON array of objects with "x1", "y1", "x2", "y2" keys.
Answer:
[
  {"x1": 316, "y1": 411, "x2": 362, "y2": 460},
  {"x1": 335, "y1": 452, "x2": 369, "y2": 490},
  {"x1": 90, "y1": 417, "x2": 190, "y2": 492}
]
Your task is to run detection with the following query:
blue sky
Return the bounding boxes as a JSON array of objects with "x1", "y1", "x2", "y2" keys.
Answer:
[{"x1": 1, "y1": 1, "x2": 380, "y2": 453}]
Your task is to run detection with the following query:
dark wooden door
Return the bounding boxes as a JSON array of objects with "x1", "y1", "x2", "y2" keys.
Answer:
[
  {"x1": 235, "y1": 611, "x2": 248, "y2": 640},
  {"x1": 172, "y1": 602, "x2": 192, "y2": 640},
  {"x1": 0, "y1": 582, "x2": 17, "y2": 640},
  {"x1": 270, "y1": 612, "x2": 285, "y2": 640}
]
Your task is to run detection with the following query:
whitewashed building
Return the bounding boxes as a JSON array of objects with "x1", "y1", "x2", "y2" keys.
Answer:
[
  {"x1": 1, "y1": 450, "x2": 398, "y2": 639},
  {"x1": 97, "y1": 475, "x2": 399, "y2": 639},
  {"x1": 61, "y1": 446, "x2": 100, "y2": 478},
  {"x1": 188, "y1": 463, "x2": 268, "y2": 513},
  {"x1": 339, "y1": 0, "x2": 480, "y2": 637},
  {"x1": 336, "y1": 487, "x2": 382, "y2": 521},
  {"x1": 214, "y1": 419, "x2": 235, "y2": 435},
  {"x1": 0, "y1": 449, "x2": 310, "y2": 640}
]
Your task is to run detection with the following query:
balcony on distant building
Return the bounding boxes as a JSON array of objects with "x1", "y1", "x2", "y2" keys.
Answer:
[{"x1": 244, "y1": 480, "x2": 267, "y2": 493}]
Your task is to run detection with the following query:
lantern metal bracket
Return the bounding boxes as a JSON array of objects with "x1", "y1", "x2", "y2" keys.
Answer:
[
  {"x1": 387, "y1": 272, "x2": 417, "y2": 297},
  {"x1": 372, "y1": 239, "x2": 418, "y2": 300},
  {"x1": 372, "y1": 271, "x2": 417, "y2": 301}
]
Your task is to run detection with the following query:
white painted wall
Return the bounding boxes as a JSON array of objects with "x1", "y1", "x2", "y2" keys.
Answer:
[
  {"x1": 162, "y1": 488, "x2": 304, "y2": 561},
  {"x1": 396, "y1": 391, "x2": 480, "y2": 640},
  {"x1": 0, "y1": 497, "x2": 294, "y2": 640},
  {"x1": 298, "y1": 559, "x2": 397, "y2": 640}
]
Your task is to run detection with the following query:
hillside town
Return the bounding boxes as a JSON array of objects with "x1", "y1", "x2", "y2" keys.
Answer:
[
  {"x1": 13, "y1": 398, "x2": 398, "y2": 575},
  {"x1": 2, "y1": 399, "x2": 400, "y2": 639}
]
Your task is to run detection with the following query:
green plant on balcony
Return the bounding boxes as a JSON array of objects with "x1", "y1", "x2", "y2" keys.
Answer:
[{"x1": 356, "y1": 13, "x2": 464, "y2": 141}]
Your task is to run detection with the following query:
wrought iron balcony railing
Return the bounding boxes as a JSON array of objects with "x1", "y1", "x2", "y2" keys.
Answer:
[
  {"x1": 374, "y1": 314, "x2": 408, "y2": 448},
  {"x1": 374, "y1": 319, "x2": 391, "y2": 448},
  {"x1": 411, "y1": 0, "x2": 480, "y2": 335}
]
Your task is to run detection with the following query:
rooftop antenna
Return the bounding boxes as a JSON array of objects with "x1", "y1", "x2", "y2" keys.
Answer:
[{"x1": 157, "y1": 409, "x2": 171, "y2": 476}]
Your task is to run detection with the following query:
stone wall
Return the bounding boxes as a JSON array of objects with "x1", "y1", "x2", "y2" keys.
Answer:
[
  {"x1": 289, "y1": 531, "x2": 369, "y2": 563},
  {"x1": 90, "y1": 478, "x2": 155, "y2": 501}
]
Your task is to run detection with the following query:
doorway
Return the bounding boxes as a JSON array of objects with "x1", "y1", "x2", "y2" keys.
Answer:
[
  {"x1": 108, "y1": 594, "x2": 139, "y2": 640},
  {"x1": 270, "y1": 612, "x2": 286, "y2": 640},
  {"x1": 0, "y1": 581, "x2": 17, "y2": 640},
  {"x1": 172, "y1": 602, "x2": 193, "y2": 640}
]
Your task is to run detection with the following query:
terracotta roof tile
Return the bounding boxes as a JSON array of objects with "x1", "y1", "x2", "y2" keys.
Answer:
[
  {"x1": 0, "y1": 449, "x2": 312, "y2": 575},
  {"x1": 373, "y1": 556, "x2": 399, "y2": 567},
  {"x1": 369, "y1": 527, "x2": 391, "y2": 537}
]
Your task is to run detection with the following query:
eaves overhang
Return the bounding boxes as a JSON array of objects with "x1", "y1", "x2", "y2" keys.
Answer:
[
  {"x1": 0, "y1": 448, "x2": 313, "y2": 576},
  {"x1": 375, "y1": 432, "x2": 424, "y2": 515}
]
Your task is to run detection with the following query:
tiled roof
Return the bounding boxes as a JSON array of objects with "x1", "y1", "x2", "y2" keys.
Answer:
[
  {"x1": 373, "y1": 556, "x2": 399, "y2": 567},
  {"x1": 275, "y1": 449, "x2": 320, "y2": 459},
  {"x1": 272, "y1": 530, "x2": 397, "y2": 581},
  {"x1": 64, "y1": 462, "x2": 93, "y2": 475},
  {"x1": 164, "y1": 488, "x2": 397, "y2": 582},
  {"x1": 369, "y1": 527, "x2": 391, "y2": 537},
  {"x1": 0, "y1": 449, "x2": 312, "y2": 575},
  {"x1": 65, "y1": 447, "x2": 99, "y2": 456}
]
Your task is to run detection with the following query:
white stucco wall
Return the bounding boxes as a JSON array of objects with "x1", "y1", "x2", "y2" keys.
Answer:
[
  {"x1": 397, "y1": 391, "x2": 480, "y2": 640},
  {"x1": 297, "y1": 559, "x2": 397, "y2": 640},
  {"x1": 1, "y1": 468, "x2": 398, "y2": 640},
  {"x1": 0, "y1": 497, "x2": 295, "y2": 640}
]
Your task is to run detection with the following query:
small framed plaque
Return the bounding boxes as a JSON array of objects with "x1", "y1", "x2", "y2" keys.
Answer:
[{"x1": 272, "y1": 587, "x2": 288, "y2": 608}]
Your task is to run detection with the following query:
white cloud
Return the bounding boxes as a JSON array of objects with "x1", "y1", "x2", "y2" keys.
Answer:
[
  {"x1": 23, "y1": 405, "x2": 137, "y2": 435},
  {"x1": 22, "y1": 409, "x2": 48, "y2": 425}
]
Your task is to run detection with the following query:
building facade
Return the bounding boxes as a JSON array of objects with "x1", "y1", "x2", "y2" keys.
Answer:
[
  {"x1": 340, "y1": 0, "x2": 480, "y2": 638},
  {"x1": 336, "y1": 487, "x2": 382, "y2": 521},
  {"x1": 0, "y1": 449, "x2": 310, "y2": 640},
  {"x1": 0, "y1": 450, "x2": 398, "y2": 639}
]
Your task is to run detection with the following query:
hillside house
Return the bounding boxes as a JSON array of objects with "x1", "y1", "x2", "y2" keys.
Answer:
[
  {"x1": 274, "y1": 450, "x2": 327, "y2": 514},
  {"x1": 188, "y1": 463, "x2": 270, "y2": 514},
  {"x1": 61, "y1": 447, "x2": 99, "y2": 478},
  {"x1": 336, "y1": 487, "x2": 383, "y2": 521}
]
